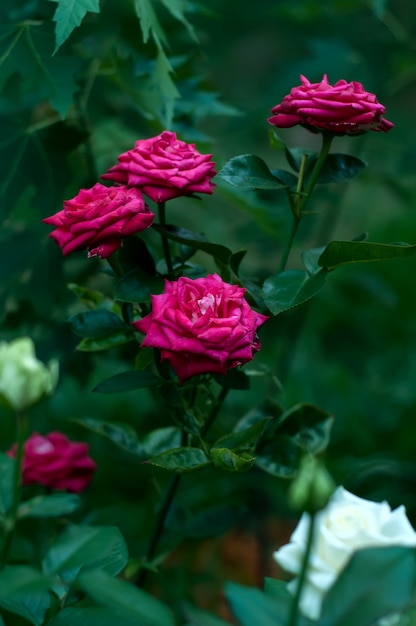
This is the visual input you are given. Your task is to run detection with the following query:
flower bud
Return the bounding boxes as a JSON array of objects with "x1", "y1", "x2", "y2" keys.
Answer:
[
  {"x1": 289, "y1": 455, "x2": 335, "y2": 514},
  {"x1": 0, "y1": 338, "x2": 58, "y2": 412}
]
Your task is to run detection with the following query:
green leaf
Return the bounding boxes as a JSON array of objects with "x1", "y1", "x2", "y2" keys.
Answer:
[
  {"x1": 67, "y1": 310, "x2": 127, "y2": 339},
  {"x1": 153, "y1": 225, "x2": 232, "y2": 265},
  {"x1": 147, "y1": 447, "x2": 211, "y2": 473},
  {"x1": 218, "y1": 155, "x2": 289, "y2": 190},
  {"x1": 255, "y1": 435, "x2": 302, "y2": 478},
  {"x1": 74, "y1": 418, "x2": 145, "y2": 457},
  {"x1": 115, "y1": 269, "x2": 164, "y2": 303},
  {"x1": 263, "y1": 578, "x2": 314, "y2": 626},
  {"x1": 184, "y1": 603, "x2": 232, "y2": 626},
  {"x1": 67, "y1": 284, "x2": 105, "y2": 308},
  {"x1": 172, "y1": 410, "x2": 203, "y2": 436},
  {"x1": 133, "y1": 0, "x2": 165, "y2": 45},
  {"x1": 48, "y1": 606, "x2": 149, "y2": 626},
  {"x1": 213, "y1": 369, "x2": 250, "y2": 390},
  {"x1": 49, "y1": 0, "x2": 100, "y2": 53},
  {"x1": 92, "y1": 370, "x2": 161, "y2": 393},
  {"x1": 18, "y1": 494, "x2": 81, "y2": 519},
  {"x1": 210, "y1": 449, "x2": 255, "y2": 472},
  {"x1": 78, "y1": 422, "x2": 181, "y2": 461},
  {"x1": 78, "y1": 569, "x2": 174, "y2": 626},
  {"x1": 301, "y1": 247, "x2": 326, "y2": 275},
  {"x1": 0, "y1": 566, "x2": 53, "y2": 626},
  {"x1": 270, "y1": 169, "x2": 298, "y2": 187},
  {"x1": 158, "y1": 0, "x2": 197, "y2": 41},
  {"x1": 320, "y1": 546, "x2": 416, "y2": 626},
  {"x1": 0, "y1": 23, "x2": 82, "y2": 118},
  {"x1": 76, "y1": 332, "x2": 134, "y2": 351},
  {"x1": 263, "y1": 577, "x2": 293, "y2": 602},
  {"x1": 262, "y1": 269, "x2": 328, "y2": 315},
  {"x1": 318, "y1": 240, "x2": 416, "y2": 269},
  {"x1": 0, "y1": 452, "x2": 15, "y2": 517},
  {"x1": 42, "y1": 525, "x2": 128, "y2": 579},
  {"x1": 152, "y1": 48, "x2": 180, "y2": 128},
  {"x1": 268, "y1": 128, "x2": 286, "y2": 150},
  {"x1": 212, "y1": 420, "x2": 267, "y2": 452},
  {"x1": 229, "y1": 250, "x2": 247, "y2": 276},
  {"x1": 142, "y1": 427, "x2": 182, "y2": 457},
  {"x1": 276, "y1": 403, "x2": 334, "y2": 455},
  {"x1": 225, "y1": 582, "x2": 287, "y2": 626},
  {"x1": 316, "y1": 153, "x2": 367, "y2": 183}
]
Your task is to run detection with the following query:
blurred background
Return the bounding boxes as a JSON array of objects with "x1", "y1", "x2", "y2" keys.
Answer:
[{"x1": 1, "y1": 0, "x2": 416, "y2": 618}]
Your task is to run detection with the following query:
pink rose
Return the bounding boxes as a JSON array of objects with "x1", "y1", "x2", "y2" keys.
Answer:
[
  {"x1": 268, "y1": 74, "x2": 394, "y2": 135},
  {"x1": 43, "y1": 183, "x2": 155, "y2": 258},
  {"x1": 101, "y1": 131, "x2": 217, "y2": 203},
  {"x1": 8, "y1": 431, "x2": 96, "y2": 493},
  {"x1": 133, "y1": 273, "x2": 268, "y2": 383}
]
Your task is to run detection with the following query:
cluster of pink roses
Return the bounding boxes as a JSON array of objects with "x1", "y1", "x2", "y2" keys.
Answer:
[
  {"x1": 44, "y1": 132, "x2": 267, "y2": 383},
  {"x1": 8, "y1": 431, "x2": 96, "y2": 493},
  {"x1": 44, "y1": 131, "x2": 217, "y2": 260},
  {"x1": 42, "y1": 76, "x2": 392, "y2": 384}
]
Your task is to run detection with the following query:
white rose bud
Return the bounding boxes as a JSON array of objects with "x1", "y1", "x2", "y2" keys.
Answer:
[
  {"x1": 0, "y1": 338, "x2": 58, "y2": 412},
  {"x1": 274, "y1": 487, "x2": 416, "y2": 621}
]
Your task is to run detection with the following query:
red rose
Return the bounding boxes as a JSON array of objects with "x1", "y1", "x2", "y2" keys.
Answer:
[
  {"x1": 133, "y1": 273, "x2": 268, "y2": 383},
  {"x1": 43, "y1": 183, "x2": 155, "y2": 258},
  {"x1": 8, "y1": 431, "x2": 96, "y2": 493},
  {"x1": 101, "y1": 131, "x2": 217, "y2": 203},
  {"x1": 268, "y1": 75, "x2": 394, "y2": 135}
]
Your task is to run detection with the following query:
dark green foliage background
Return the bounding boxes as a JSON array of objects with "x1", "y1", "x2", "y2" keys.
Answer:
[{"x1": 1, "y1": 0, "x2": 416, "y2": 616}]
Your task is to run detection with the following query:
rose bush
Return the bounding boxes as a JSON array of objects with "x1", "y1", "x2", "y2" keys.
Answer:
[
  {"x1": 268, "y1": 74, "x2": 394, "y2": 135},
  {"x1": 0, "y1": 338, "x2": 58, "y2": 412},
  {"x1": 101, "y1": 131, "x2": 217, "y2": 203},
  {"x1": 8, "y1": 431, "x2": 97, "y2": 493},
  {"x1": 133, "y1": 273, "x2": 268, "y2": 383},
  {"x1": 43, "y1": 183, "x2": 155, "y2": 258},
  {"x1": 274, "y1": 487, "x2": 416, "y2": 620}
]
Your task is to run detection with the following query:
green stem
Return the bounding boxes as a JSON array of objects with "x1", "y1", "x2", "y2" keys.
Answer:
[
  {"x1": 278, "y1": 152, "x2": 307, "y2": 273},
  {"x1": 158, "y1": 202, "x2": 173, "y2": 274},
  {"x1": 201, "y1": 386, "x2": 229, "y2": 437},
  {"x1": 135, "y1": 385, "x2": 229, "y2": 588},
  {"x1": 287, "y1": 513, "x2": 316, "y2": 626},
  {"x1": 277, "y1": 215, "x2": 301, "y2": 274},
  {"x1": 136, "y1": 471, "x2": 181, "y2": 588},
  {"x1": 298, "y1": 133, "x2": 333, "y2": 215},
  {"x1": 106, "y1": 253, "x2": 124, "y2": 277},
  {"x1": 278, "y1": 134, "x2": 333, "y2": 274},
  {"x1": 1, "y1": 412, "x2": 27, "y2": 567}
]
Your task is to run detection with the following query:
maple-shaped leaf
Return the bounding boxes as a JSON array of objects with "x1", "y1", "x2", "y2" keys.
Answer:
[
  {"x1": 49, "y1": 0, "x2": 100, "y2": 53},
  {"x1": 0, "y1": 22, "x2": 83, "y2": 118}
]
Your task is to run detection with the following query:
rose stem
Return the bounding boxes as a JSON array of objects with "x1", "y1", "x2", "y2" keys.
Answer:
[
  {"x1": 277, "y1": 133, "x2": 333, "y2": 274},
  {"x1": 287, "y1": 512, "x2": 316, "y2": 626},
  {"x1": 106, "y1": 254, "x2": 138, "y2": 325},
  {"x1": 158, "y1": 202, "x2": 173, "y2": 274},
  {"x1": 135, "y1": 386, "x2": 230, "y2": 588},
  {"x1": 277, "y1": 152, "x2": 307, "y2": 274},
  {"x1": 1, "y1": 412, "x2": 27, "y2": 568},
  {"x1": 298, "y1": 132, "x2": 333, "y2": 215}
]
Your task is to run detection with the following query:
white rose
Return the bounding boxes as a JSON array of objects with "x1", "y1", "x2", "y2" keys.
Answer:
[
  {"x1": 0, "y1": 338, "x2": 58, "y2": 412},
  {"x1": 274, "y1": 486, "x2": 416, "y2": 621}
]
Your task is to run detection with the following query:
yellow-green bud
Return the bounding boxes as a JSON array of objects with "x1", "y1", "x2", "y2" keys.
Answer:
[
  {"x1": 0, "y1": 338, "x2": 58, "y2": 412},
  {"x1": 289, "y1": 455, "x2": 335, "y2": 514}
]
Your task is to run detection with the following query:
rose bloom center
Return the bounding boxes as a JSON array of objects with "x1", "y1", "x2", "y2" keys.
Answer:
[
  {"x1": 325, "y1": 505, "x2": 378, "y2": 538},
  {"x1": 33, "y1": 440, "x2": 55, "y2": 455},
  {"x1": 189, "y1": 292, "x2": 220, "y2": 323}
]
